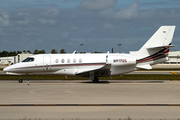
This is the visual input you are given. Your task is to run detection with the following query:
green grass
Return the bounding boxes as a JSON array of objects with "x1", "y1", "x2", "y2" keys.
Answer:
[
  {"x1": 0, "y1": 74, "x2": 180, "y2": 80},
  {"x1": 137, "y1": 68, "x2": 180, "y2": 71}
]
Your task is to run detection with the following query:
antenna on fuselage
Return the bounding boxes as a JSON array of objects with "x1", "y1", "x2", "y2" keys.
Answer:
[{"x1": 72, "y1": 51, "x2": 76, "y2": 54}]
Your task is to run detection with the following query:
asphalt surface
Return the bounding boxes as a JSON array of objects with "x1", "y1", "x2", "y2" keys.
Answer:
[{"x1": 0, "y1": 80, "x2": 180, "y2": 120}]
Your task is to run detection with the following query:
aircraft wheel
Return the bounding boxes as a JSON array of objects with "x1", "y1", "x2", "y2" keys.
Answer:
[
  {"x1": 93, "y1": 77, "x2": 99, "y2": 83},
  {"x1": 18, "y1": 79, "x2": 23, "y2": 83}
]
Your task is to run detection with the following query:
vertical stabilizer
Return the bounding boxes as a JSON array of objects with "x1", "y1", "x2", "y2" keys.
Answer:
[
  {"x1": 138, "y1": 26, "x2": 175, "y2": 57},
  {"x1": 131, "y1": 26, "x2": 176, "y2": 69}
]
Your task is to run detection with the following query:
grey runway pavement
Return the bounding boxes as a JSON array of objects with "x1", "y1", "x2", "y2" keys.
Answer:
[
  {"x1": 1, "y1": 106, "x2": 180, "y2": 120},
  {"x1": 0, "y1": 80, "x2": 180, "y2": 120}
]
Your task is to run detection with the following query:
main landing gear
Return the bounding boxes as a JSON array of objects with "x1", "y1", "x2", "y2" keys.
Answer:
[
  {"x1": 93, "y1": 77, "x2": 99, "y2": 83},
  {"x1": 19, "y1": 75, "x2": 23, "y2": 83}
]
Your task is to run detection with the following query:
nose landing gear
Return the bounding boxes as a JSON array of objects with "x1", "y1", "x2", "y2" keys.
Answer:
[{"x1": 19, "y1": 75, "x2": 23, "y2": 83}]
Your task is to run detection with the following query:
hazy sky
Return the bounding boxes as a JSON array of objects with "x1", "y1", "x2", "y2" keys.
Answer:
[{"x1": 0, "y1": 0, "x2": 180, "y2": 53}]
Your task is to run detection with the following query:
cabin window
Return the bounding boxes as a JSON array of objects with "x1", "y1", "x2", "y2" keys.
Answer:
[
  {"x1": 79, "y1": 58, "x2": 82, "y2": 63},
  {"x1": 61, "y1": 59, "x2": 65, "y2": 63},
  {"x1": 67, "y1": 59, "x2": 70, "y2": 63},
  {"x1": 55, "y1": 59, "x2": 59, "y2": 63},
  {"x1": 73, "y1": 58, "x2": 76, "y2": 63},
  {"x1": 22, "y1": 57, "x2": 35, "y2": 62}
]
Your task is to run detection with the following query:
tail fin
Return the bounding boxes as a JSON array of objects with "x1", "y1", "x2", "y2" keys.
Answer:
[{"x1": 130, "y1": 26, "x2": 176, "y2": 69}]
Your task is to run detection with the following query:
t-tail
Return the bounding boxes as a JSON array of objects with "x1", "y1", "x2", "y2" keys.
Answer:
[{"x1": 130, "y1": 26, "x2": 176, "y2": 70}]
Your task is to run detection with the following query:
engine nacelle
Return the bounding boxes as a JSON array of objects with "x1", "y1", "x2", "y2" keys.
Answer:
[
  {"x1": 107, "y1": 55, "x2": 136, "y2": 75},
  {"x1": 107, "y1": 55, "x2": 136, "y2": 66},
  {"x1": 153, "y1": 57, "x2": 169, "y2": 64}
]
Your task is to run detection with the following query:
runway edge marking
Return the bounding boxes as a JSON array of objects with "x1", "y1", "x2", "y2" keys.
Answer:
[{"x1": 171, "y1": 72, "x2": 179, "y2": 74}]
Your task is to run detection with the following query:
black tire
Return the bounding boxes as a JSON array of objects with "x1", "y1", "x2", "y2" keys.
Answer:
[
  {"x1": 93, "y1": 77, "x2": 99, "y2": 83},
  {"x1": 18, "y1": 79, "x2": 23, "y2": 83}
]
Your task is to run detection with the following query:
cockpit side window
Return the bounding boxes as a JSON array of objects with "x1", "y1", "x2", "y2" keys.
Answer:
[{"x1": 22, "y1": 57, "x2": 35, "y2": 62}]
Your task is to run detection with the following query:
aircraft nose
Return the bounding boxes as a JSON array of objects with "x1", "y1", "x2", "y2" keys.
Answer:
[{"x1": 3, "y1": 66, "x2": 11, "y2": 72}]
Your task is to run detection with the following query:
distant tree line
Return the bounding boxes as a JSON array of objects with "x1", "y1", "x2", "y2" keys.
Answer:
[
  {"x1": 0, "y1": 51, "x2": 20, "y2": 57},
  {"x1": 0, "y1": 49, "x2": 103, "y2": 57},
  {"x1": 0, "y1": 49, "x2": 67, "y2": 57},
  {"x1": 33, "y1": 49, "x2": 46, "y2": 54}
]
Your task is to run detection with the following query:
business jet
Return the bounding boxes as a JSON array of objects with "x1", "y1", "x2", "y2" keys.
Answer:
[{"x1": 3, "y1": 26, "x2": 176, "y2": 83}]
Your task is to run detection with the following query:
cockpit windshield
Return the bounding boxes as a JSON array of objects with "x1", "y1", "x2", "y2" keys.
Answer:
[{"x1": 22, "y1": 57, "x2": 35, "y2": 62}]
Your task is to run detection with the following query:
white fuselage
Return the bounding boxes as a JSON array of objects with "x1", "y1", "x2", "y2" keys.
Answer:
[{"x1": 3, "y1": 53, "x2": 137, "y2": 77}]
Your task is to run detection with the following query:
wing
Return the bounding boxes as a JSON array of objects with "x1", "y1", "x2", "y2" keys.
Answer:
[{"x1": 76, "y1": 64, "x2": 111, "y2": 77}]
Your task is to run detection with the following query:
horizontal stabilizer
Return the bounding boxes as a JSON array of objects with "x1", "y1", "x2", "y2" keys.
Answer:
[
  {"x1": 136, "y1": 64, "x2": 152, "y2": 70},
  {"x1": 146, "y1": 45, "x2": 175, "y2": 49}
]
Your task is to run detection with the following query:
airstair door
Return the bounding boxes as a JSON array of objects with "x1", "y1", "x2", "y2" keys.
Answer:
[{"x1": 43, "y1": 56, "x2": 51, "y2": 71}]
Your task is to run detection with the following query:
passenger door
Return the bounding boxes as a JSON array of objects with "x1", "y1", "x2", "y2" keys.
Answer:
[{"x1": 43, "y1": 56, "x2": 51, "y2": 71}]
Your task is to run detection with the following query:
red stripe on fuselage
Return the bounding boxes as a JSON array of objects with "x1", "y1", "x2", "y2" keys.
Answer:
[{"x1": 137, "y1": 47, "x2": 169, "y2": 63}]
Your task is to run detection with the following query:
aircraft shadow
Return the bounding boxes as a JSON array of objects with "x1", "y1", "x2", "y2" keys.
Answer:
[
  {"x1": 1, "y1": 80, "x2": 165, "y2": 84},
  {"x1": 81, "y1": 80, "x2": 110, "y2": 84},
  {"x1": 81, "y1": 80, "x2": 164, "y2": 84}
]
